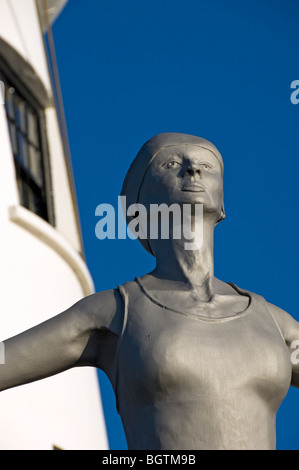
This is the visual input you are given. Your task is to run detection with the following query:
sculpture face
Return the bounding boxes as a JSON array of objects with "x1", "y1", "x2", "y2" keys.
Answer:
[
  {"x1": 121, "y1": 133, "x2": 226, "y2": 255},
  {"x1": 138, "y1": 144, "x2": 224, "y2": 223}
]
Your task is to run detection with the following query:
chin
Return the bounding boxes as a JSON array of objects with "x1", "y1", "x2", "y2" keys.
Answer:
[{"x1": 176, "y1": 191, "x2": 207, "y2": 205}]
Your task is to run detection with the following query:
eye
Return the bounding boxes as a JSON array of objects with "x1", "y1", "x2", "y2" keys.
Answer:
[
  {"x1": 200, "y1": 163, "x2": 212, "y2": 170},
  {"x1": 164, "y1": 160, "x2": 182, "y2": 169}
]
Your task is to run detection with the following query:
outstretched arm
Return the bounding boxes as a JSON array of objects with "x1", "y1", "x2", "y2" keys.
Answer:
[{"x1": 0, "y1": 289, "x2": 122, "y2": 392}]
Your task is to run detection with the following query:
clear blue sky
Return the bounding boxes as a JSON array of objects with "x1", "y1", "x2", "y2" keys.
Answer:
[{"x1": 52, "y1": 0, "x2": 299, "y2": 450}]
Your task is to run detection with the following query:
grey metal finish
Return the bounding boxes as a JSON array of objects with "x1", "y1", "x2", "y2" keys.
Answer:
[
  {"x1": 1, "y1": 133, "x2": 299, "y2": 450},
  {"x1": 115, "y1": 278, "x2": 291, "y2": 450}
]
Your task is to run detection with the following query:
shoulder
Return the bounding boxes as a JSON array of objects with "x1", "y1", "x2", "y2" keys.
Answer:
[
  {"x1": 228, "y1": 280, "x2": 299, "y2": 342},
  {"x1": 265, "y1": 301, "x2": 299, "y2": 344},
  {"x1": 231, "y1": 281, "x2": 299, "y2": 343},
  {"x1": 71, "y1": 288, "x2": 125, "y2": 336},
  {"x1": 265, "y1": 301, "x2": 299, "y2": 388}
]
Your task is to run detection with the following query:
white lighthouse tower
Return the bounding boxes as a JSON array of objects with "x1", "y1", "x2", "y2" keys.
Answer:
[{"x1": 0, "y1": 0, "x2": 108, "y2": 450}]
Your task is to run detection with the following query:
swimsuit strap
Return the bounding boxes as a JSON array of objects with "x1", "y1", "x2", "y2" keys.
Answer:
[
  {"x1": 226, "y1": 282, "x2": 252, "y2": 303},
  {"x1": 114, "y1": 284, "x2": 129, "y2": 414},
  {"x1": 261, "y1": 298, "x2": 286, "y2": 343},
  {"x1": 229, "y1": 284, "x2": 286, "y2": 343}
]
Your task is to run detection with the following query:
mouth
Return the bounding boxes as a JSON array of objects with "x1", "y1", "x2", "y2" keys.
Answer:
[{"x1": 181, "y1": 184, "x2": 205, "y2": 193}]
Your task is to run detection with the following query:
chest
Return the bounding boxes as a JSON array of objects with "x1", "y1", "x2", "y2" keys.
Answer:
[{"x1": 117, "y1": 301, "x2": 292, "y2": 409}]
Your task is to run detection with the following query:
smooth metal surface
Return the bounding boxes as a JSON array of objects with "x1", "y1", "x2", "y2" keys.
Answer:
[{"x1": 1, "y1": 133, "x2": 298, "y2": 450}]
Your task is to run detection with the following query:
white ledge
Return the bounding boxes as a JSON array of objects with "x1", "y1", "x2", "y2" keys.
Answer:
[{"x1": 8, "y1": 205, "x2": 94, "y2": 297}]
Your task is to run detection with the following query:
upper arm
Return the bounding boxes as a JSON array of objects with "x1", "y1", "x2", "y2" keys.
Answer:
[
  {"x1": 73, "y1": 288, "x2": 124, "y2": 336},
  {"x1": 69, "y1": 288, "x2": 124, "y2": 371},
  {"x1": 267, "y1": 302, "x2": 299, "y2": 388},
  {"x1": 0, "y1": 288, "x2": 123, "y2": 392}
]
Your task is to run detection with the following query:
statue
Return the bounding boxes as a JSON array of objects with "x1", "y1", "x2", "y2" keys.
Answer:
[{"x1": 0, "y1": 133, "x2": 298, "y2": 450}]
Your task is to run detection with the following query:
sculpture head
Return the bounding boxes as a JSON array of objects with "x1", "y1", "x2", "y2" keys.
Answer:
[{"x1": 121, "y1": 133, "x2": 225, "y2": 256}]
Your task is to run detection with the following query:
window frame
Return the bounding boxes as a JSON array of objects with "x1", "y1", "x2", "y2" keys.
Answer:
[{"x1": 0, "y1": 56, "x2": 55, "y2": 226}]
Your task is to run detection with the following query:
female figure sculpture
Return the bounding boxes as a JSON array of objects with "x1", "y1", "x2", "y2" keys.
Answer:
[{"x1": 0, "y1": 133, "x2": 298, "y2": 450}]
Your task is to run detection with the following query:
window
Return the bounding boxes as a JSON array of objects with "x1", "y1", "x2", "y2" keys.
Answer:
[{"x1": 0, "y1": 69, "x2": 54, "y2": 225}]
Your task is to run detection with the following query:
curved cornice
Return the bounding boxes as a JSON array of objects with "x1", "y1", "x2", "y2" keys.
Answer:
[
  {"x1": 9, "y1": 205, "x2": 95, "y2": 297},
  {"x1": 0, "y1": 35, "x2": 51, "y2": 107}
]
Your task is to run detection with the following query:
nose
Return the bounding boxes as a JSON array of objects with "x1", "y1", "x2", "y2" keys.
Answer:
[{"x1": 184, "y1": 163, "x2": 201, "y2": 178}]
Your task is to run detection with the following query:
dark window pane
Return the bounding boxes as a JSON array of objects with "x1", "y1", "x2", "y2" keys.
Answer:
[
  {"x1": 14, "y1": 95, "x2": 27, "y2": 133},
  {"x1": 27, "y1": 185, "x2": 39, "y2": 214},
  {"x1": 8, "y1": 122, "x2": 18, "y2": 155},
  {"x1": 28, "y1": 145, "x2": 43, "y2": 186},
  {"x1": 16, "y1": 177, "x2": 28, "y2": 208},
  {"x1": 5, "y1": 87, "x2": 15, "y2": 119},
  {"x1": 27, "y1": 109, "x2": 39, "y2": 147},
  {"x1": 16, "y1": 132, "x2": 28, "y2": 168}
]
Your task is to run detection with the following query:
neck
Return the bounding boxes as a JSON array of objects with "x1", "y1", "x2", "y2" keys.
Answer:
[{"x1": 150, "y1": 214, "x2": 216, "y2": 301}]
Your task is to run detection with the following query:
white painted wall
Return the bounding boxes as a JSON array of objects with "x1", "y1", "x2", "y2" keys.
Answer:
[
  {"x1": 0, "y1": 0, "x2": 52, "y2": 92},
  {"x1": 0, "y1": 0, "x2": 109, "y2": 449},
  {"x1": 46, "y1": 106, "x2": 83, "y2": 251}
]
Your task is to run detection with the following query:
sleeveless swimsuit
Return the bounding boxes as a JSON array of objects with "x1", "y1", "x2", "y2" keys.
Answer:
[{"x1": 114, "y1": 278, "x2": 292, "y2": 450}]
